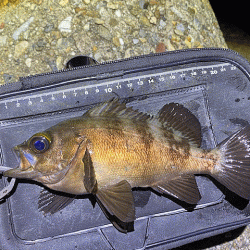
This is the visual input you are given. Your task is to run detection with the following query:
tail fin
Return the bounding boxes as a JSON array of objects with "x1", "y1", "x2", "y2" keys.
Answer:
[{"x1": 211, "y1": 125, "x2": 250, "y2": 200}]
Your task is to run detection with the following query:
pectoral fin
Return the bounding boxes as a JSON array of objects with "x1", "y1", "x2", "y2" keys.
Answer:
[
  {"x1": 38, "y1": 189, "x2": 75, "y2": 214},
  {"x1": 96, "y1": 180, "x2": 135, "y2": 223},
  {"x1": 152, "y1": 174, "x2": 201, "y2": 204},
  {"x1": 82, "y1": 147, "x2": 97, "y2": 193}
]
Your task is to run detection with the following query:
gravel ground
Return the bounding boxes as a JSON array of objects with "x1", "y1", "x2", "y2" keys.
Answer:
[
  {"x1": 0, "y1": 0, "x2": 227, "y2": 85},
  {"x1": 207, "y1": 226, "x2": 250, "y2": 250},
  {"x1": 0, "y1": 1, "x2": 249, "y2": 250}
]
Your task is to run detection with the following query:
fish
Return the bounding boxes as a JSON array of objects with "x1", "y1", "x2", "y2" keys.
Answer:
[{"x1": 3, "y1": 99, "x2": 250, "y2": 233}]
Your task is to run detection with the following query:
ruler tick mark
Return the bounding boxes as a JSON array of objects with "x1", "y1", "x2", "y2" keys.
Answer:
[{"x1": 0, "y1": 62, "x2": 232, "y2": 118}]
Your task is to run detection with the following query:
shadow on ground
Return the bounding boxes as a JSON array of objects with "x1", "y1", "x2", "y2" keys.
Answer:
[{"x1": 173, "y1": 226, "x2": 246, "y2": 250}]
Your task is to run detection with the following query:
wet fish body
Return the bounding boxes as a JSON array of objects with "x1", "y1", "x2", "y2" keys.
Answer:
[{"x1": 4, "y1": 100, "x2": 250, "y2": 232}]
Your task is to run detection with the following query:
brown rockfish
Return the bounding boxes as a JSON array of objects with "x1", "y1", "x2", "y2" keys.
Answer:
[{"x1": 4, "y1": 99, "x2": 250, "y2": 232}]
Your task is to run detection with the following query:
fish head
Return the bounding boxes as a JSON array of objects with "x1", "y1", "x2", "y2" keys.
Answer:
[{"x1": 4, "y1": 124, "x2": 87, "y2": 187}]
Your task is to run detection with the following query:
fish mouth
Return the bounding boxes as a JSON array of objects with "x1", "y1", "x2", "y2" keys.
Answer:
[
  {"x1": 3, "y1": 146, "x2": 39, "y2": 180},
  {"x1": 3, "y1": 166, "x2": 39, "y2": 179},
  {"x1": 4, "y1": 146, "x2": 68, "y2": 184}
]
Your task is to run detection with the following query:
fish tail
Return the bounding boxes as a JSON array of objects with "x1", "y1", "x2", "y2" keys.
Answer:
[{"x1": 211, "y1": 125, "x2": 250, "y2": 199}]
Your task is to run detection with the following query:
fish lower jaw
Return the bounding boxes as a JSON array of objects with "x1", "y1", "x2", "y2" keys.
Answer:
[{"x1": 3, "y1": 166, "x2": 36, "y2": 179}]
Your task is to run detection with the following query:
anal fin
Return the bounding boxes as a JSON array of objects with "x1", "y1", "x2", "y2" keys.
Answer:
[
  {"x1": 152, "y1": 174, "x2": 201, "y2": 204},
  {"x1": 96, "y1": 180, "x2": 135, "y2": 223}
]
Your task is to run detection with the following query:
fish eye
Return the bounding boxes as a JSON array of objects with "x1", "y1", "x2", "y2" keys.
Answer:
[{"x1": 29, "y1": 135, "x2": 50, "y2": 153}]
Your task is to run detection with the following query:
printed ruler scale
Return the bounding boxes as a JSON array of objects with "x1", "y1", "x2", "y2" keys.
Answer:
[{"x1": 0, "y1": 62, "x2": 236, "y2": 120}]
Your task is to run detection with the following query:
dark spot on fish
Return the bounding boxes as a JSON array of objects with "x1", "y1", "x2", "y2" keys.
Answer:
[
  {"x1": 104, "y1": 116, "x2": 125, "y2": 149},
  {"x1": 235, "y1": 98, "x2": 240, "y2": 102},
  {"x1": 133, "y1": 120, "x2": 154, "y2": 159},
  {"x1": 229, "y1": 118, "x2": 249, "y2": 127},
  {"x1": 76, "y1": 101, "x2": 80, "y2": 105}
]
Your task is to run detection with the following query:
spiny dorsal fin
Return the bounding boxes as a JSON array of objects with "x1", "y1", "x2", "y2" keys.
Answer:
[
  {"x1": 157, "y1": 103, "x2": 202, "y2": 147},
  {"x1": 152, "y1": 174, "x2": 201, "y2": 204},
  {"x1": 83, "y1": 99, "x2": 151, "y2": 122}
]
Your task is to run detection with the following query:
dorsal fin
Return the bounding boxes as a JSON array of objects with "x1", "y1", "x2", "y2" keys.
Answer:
[
  {"x1": 157, "y1": 103, "x2": 202, "y2": 147},
  {"x1": 83, "y1": 99, "x2": 151, "y2": 122}
]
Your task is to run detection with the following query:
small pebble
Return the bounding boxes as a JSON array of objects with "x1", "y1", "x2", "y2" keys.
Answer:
[
  {"x1": 176, "y1": 23, "x2": 185, "y2": 32},
  {"x1": 133, "y1": 39, "x2": 139, "y2": 44},
  {"x1": 44, "y1": 23, "x2": 54, "y2": 33},
  {"x1": 0, "y1": 35, "x2": 7, "y2": 46},
  {"x1": 98, "y1": 25, "x2": 112, "y2": 41},
  {"x1": 56, "y1": 56, "x2": 63, "y2": 69},
  {"x1": 139, "y1": 15, "x2": 151, "y2": 26},
  {"x1": 119, "y1": 38, "x2": 124, "y2": 46},
  {"x1": 107, "y1": 2, "x2": 119, "y2": 10},
  {"x1": 113, "y1": 37, "x2": 120, "y2": 47},
  {"x1": 59, "y1": 0, "x2": 68, "y2": 6},
  {"x1": 94, "y1": 18, "x2": 105, "y2": 25},
  {"x1": 185, "y1": 36, "x2": 192, "y2": 48},
  {"x1": 175, "y1": 29, "x2": 184, "y2": 36},
  {"x1": 155, "y1": 42, "x2": 166, "y2": 53},
  {"x1": 83, "y1": 23, "x2": 90, "y2": 31},
  {"x1": 12, "y1": 16, "x2": 34, "y2": 40},
  {"x1": 159, "y1": 20, "x2": 166, "y2": 27},
  {"x1": 14, "y1": 41, "x2": 29, "y2": 57},
  {"x1": 3, "y1": 74, "x2": 14, "y2": 84},
  {"x1": 139, "y1": 37, "x2": 147, "y2": 43},
  {"x1": 25, "y1": 58, "x2": 32, "y2": 67},
  {"x1": 150, "y1": 16, "x2": 157, "y2": 24},
  {"x1": 58, "y1": 16, "x2": 72, "y2": 33},
  {"x1": 115, "y1": 9, "x2": 122, "y2": 17},
  {"x1": 94, "y1": 52, "x2": 102, "y2": 61}
]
